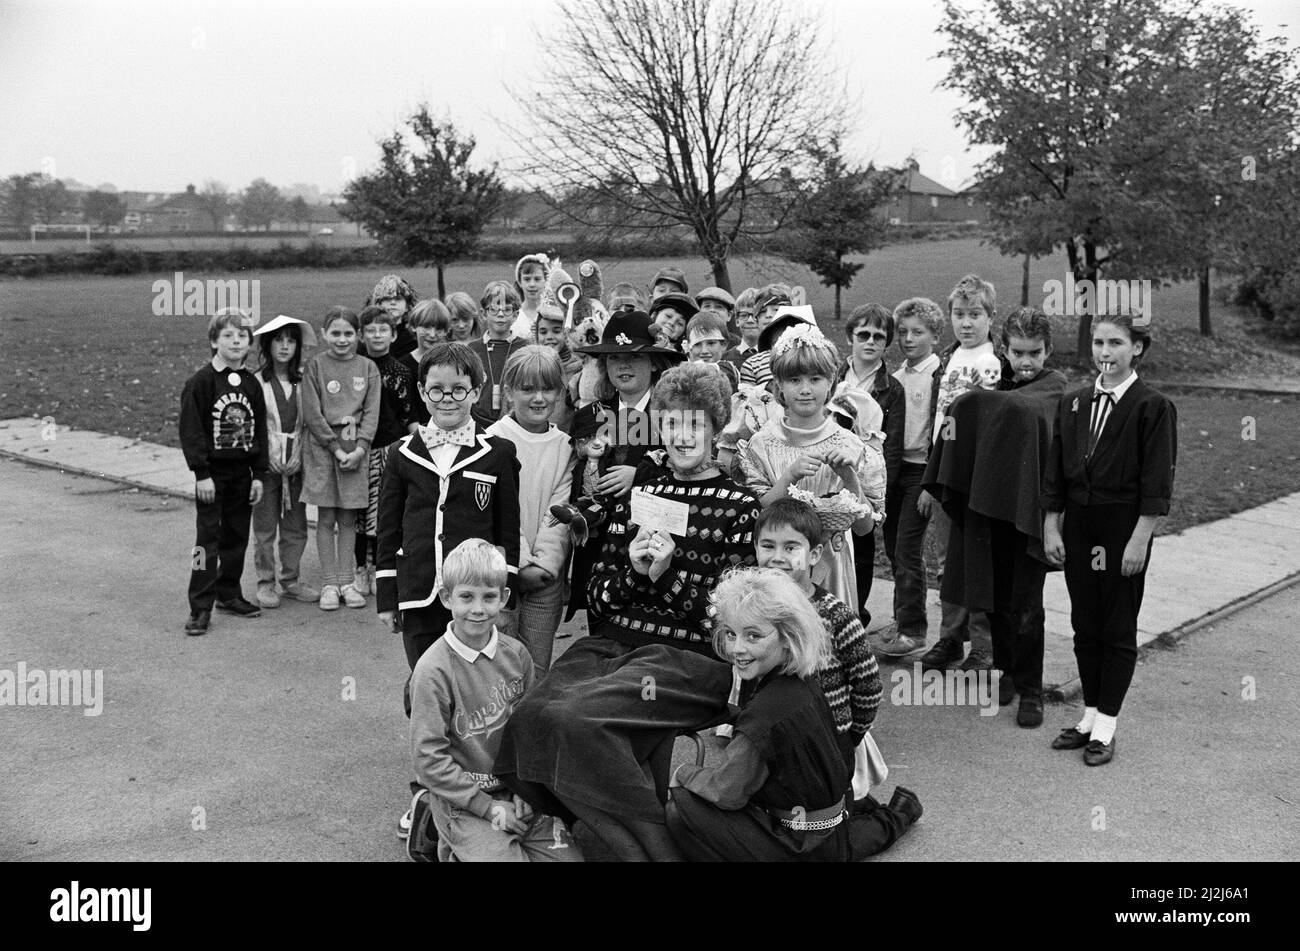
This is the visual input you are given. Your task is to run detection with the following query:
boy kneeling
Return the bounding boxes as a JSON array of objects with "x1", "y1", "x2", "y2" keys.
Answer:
[{"x1": 409, "y1": 539, "x2": 583, "y2": 862}]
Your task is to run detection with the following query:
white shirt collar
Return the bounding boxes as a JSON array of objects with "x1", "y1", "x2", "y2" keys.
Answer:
[
  {"x1": 482, "y1": 332, "x2": 516, "y2": 346},
  {"x1": 902, "y1": 353, "x2": 940, "y2": 374},
  {"x1": 443, "y1": 624, "x2": 499, "y2": 663},
  {"x1": 620, "y1": 390, "x2": 652, "y2": 413},
  {"x1": 1096, "y1": 370, "x2": 1139, "y2": 402}
]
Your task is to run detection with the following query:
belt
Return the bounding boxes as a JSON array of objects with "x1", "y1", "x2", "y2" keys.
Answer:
[{"x1": 770, "y1": 797, "x2": 847, "y2": 832}]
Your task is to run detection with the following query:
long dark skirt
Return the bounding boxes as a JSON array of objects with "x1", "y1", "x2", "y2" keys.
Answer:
[{"x1": 493, "y1": 635, "x2": 733, "y2": 826}]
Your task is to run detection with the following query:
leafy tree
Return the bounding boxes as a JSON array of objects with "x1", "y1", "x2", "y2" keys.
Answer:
[
  {"x1": 0, "y1": 173, "x2": 38, "y2": 230},
  {"x1": 781, "y1": 138, "x2": 904, "y2": 321},
  {"x1": 82, "y1": 191, "x2": 126, "y2": 228},
  {"x1": 939, "y1": 0, "x2": 1298, "y2": 361},
  {"x1": 197, "y1": 181, "x2": 232, "y2": 231},
  {"x1": 341, "y1": 106, "x2": 504, "y2": 298},
  {"x1": 236, "y1": 178, "x2": 284, "y2": 231},
  {"x1": 515, "y1": 0, "x2": 845, "y2": 291},
  {"x1": 30, "y1": 174, "x2": 73, "y2": 225},
  {"x1": 287, "y1": 195, "x2": 312, "y2": 231}
]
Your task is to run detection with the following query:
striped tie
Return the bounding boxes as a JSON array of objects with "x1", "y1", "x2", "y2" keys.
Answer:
[{"x1": 1087, "y1": 390, "x2": 1115, "y2": 458}]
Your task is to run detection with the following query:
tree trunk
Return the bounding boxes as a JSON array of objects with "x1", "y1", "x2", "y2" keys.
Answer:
[
  {"x1": 436, "y1": 264, "x2": 446, "y2": 301},
  {"x1": 1199, "y1": 265, "x2": 1212, "y2": 337},
  {"x1": 834, "y1": 280, "x2": 842, "y2": 322},
  {"x1": 1021, "y1": 251, "x2": 1030, "y2": 306},
  {"x1": 1071, "y1": 240, "x2": 1095, "y2": 369},
  {"x1": 708, "y1": 256, "x2": 732, "y2": 294}
]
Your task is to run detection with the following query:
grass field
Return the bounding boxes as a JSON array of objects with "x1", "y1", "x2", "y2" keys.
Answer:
[{"x1": 3, "y1": 238, "x2": 1298, "y2": 542}]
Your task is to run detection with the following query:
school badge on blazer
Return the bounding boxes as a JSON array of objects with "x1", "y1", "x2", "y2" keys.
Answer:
[{"x1": 465, "y1": 470, "x2": 496, "y2": 511}]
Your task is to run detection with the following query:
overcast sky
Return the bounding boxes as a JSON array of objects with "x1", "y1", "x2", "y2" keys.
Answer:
[{"x1": 2, "y1": 0, "x2": 1296, "y2": 195}]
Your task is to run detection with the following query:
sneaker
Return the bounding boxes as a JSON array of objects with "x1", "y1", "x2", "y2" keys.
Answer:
[
  {"x1": 319, "y1": 586, "x2": 341, "y2": 611},
  {"x1": 256, "y1": 583, "x2": 281, "y2": 609},
  {"x1": 960, "y1": 647, "x2": 994, "y2": 672},
  {"x1": 184, "y1": 610, "x2": 210, "y2": 636},
  {"x1": 878, "y1": 633, "x2": 927, "y2": 658},
  {"x1": 215, "y1": 597, "x2": 261, "y2": 617},
  {"x1": 352, "y1": 568, "x2": 371, "y2": 596},
  {"x1": 340, "y1": 583, "x2": 367, "y2": 608},
  {"x1": 281, "y1": 581, "x2": 321, "y2": 602},
  {"x1": 405, "y1": 791, "x2": 441, "y2": 862},
  {"x1": 918, "y1": 637, "x2": 964, "y2": 671},
  {"x1": 397, "y1": 805, "x2": 414, "y2": 839}
]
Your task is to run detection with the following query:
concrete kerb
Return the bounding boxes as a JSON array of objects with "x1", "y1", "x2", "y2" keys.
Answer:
[{"x1": 1044, "y1": 568, "x2": 1300, "y2": 704}]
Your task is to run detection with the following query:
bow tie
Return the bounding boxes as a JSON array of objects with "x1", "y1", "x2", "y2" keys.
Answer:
[
  {"x1": 1093, "y1": 389, "x2": 1114, "y2": 402},
  {"x1": 420, "y1": 423, "x2": 476, "y2": 450}
]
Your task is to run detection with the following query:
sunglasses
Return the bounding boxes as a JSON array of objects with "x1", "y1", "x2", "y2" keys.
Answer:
[{"x1": 852, "y1": 330, "x2": 889, "y2": 343}]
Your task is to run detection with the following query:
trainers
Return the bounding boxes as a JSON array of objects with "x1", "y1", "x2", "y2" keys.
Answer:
[
  {"x1": 918, "y1": 637, "x2": 964, "y2": 671},
  {"x1": 405, "y1": 791, "x2": 441, "y2": 862},
  {"x1": 878, "y1": 633, "x2": 927, "y2": 658},
  {"x1": 340, "y1": 583, "x2": 367, "y2": 608},
  {"x1": 352, "y1": 568, "x2": 371, "y2": 596},
  {"x1": 960, "y1": 647, "x2": 994, "y2": 672},
  {"x1": 215, "y1": 597, "x2": 261, "y2": 617},
  {"x1": 256, "y1": 583, "x2": 281, "y2": 609},
  {"x1": 281, "y1": 581, "x2": 321, "y2": 603},
  {"x1": 184, "y1": 610, "x2": 210, "y2": 636},
  {"x1": 319, "y1": 585, "x2": 341, "y2": 611},
  {"x1": 397, "y1": 805, "x2": 414, "y2": 839}
]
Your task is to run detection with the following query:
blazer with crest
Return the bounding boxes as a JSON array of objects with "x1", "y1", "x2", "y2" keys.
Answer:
[
  {"x1": 1040, "y1": 377, "x2": 1177, "y2": 517},
  {"x1": 375, "y1": 426, "x2": 521, "y2": 613}
]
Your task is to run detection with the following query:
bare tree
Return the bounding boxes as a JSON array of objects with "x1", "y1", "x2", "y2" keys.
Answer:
[{"x1": 513, "y1": 0, "x2": 844, "y2": 291}]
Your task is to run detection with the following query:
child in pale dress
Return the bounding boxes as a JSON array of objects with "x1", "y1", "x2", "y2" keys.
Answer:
[
  {"x1": 740, "y1": 324, "x2": 884, "y2": 610},
  {"x1": 301, "y1": 307, "x2": 381, "y2": 610}
]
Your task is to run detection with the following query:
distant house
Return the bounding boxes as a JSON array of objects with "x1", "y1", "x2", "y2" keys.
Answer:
[
  {"x1": 880, "y1": 160, "x2": 986, "y2": 224},
  {"x1": 118, "y1": 186, "x2": 209, "y2": 233}
]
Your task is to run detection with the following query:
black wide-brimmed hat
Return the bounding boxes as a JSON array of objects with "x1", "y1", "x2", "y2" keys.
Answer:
[
  {"x1": 648, "y1": 292, "x2": 700, "y2": 321},
  {"x1": 576, "y1": 310, "x2": 686, "y2": 360}
]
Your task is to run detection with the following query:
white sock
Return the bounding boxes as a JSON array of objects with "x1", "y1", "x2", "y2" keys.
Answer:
[
  {"x1": 1076, "y1": 706, "x2": 1098, "y2": 734},
  {"x1": 1091, "y1": 713, "x2": 1117, "y2": 745}
]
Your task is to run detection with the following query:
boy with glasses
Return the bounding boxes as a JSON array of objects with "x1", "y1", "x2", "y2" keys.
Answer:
[
  {"x1": 377, "y1": 340, "x2": 521, "y2": 839},
  {"x1": 836, "y1": 304, "x2": 905, "y2": 625},
  {"x1": 469, "y1": 281, "x2": 529, "y2": 427}
]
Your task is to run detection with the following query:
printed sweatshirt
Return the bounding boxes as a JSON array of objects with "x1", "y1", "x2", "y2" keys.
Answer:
[{"x1": 179, "y1": 362, "x2": 270, "y2": 480}]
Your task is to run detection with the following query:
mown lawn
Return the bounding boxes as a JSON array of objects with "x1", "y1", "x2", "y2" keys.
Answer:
[{"x1": 3, "y1": 239, "x2": 1298, "y2": 548}]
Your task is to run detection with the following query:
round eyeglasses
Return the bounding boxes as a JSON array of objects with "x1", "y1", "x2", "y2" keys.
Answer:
[{"x1": 423, "y1": 384, "x2": 473, "y2": 403}]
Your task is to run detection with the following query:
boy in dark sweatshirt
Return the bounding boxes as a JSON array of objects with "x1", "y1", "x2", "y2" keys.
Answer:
[{"x1": 179, "y1": 309, "x2": 270, "y2": 635}]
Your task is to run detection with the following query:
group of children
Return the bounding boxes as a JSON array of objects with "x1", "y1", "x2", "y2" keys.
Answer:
[{"x1": 178, "y1": 258, "x2": 1176, "y2": 860}]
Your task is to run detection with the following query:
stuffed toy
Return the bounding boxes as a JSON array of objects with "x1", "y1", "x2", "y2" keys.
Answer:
[
  {"x1": 547, "y1": 406, "x2": 614, "y2": 547},
  {"x1": 565, "y1": 260, "x2": 611, "y2": 409}
]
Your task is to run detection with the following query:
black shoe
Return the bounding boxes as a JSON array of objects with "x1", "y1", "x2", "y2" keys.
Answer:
[
  {"x1": 1083, "y1": 738, "x2": 1115, "y2": 766},
  {"x1": 918, "y1": 638, "x2": 964, "y2": 671},
  {"x1": 215, "y1": 597, "x2": 261, "y2": 617},
  {"x1": 1050, "y1": 726, "x2": 1091, "y2": 750},
  {"x1": 184, "y1": 610, "x2": 210, "y2": 636},
  {"x1": 887, "y1": 786, "x2": 923, "y2": 826},
  {"x1": 959, "y1": 647, "x2": 993, "y2": 672},
  {"x1": 1016, "y1": 696, "x2": 1044, "y2": 728},
  {"x1": 998, "y1": 673, "x2": 1016, "y2": 706}
]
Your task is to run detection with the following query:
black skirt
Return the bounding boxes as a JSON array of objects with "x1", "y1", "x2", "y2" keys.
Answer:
[{"x1": 493, "y1": 636, "x2": 733, "y2": 824}]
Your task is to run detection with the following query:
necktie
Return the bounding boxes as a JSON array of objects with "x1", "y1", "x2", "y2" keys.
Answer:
[
  {"x1": 1087, "y1": 391, "x2": 1114, "y2": 458},
  {"x1": 420, "y1": 423, "x2": 476, "y2": 450}
]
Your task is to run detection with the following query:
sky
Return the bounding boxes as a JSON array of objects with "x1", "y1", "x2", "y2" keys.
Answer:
[{"x1": 2, "y1": 0, "x2": 1296, "y2": 196}]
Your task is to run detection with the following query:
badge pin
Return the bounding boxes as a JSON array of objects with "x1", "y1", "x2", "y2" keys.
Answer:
[
  {"x1": 327, "y1": 380, "x2": 341, "y2": 394},
  {"x1": 353, "y1": 377, "x2": 366, "y2": 391},
  {"x1": 227, "y1": 372, "x2": 241, "y2": 386},
  {"x1": 1071, "y1": 397, "x2": 1079, "y2": 413}
]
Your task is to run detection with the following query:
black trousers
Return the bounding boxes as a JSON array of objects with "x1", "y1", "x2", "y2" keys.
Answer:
[
  {"x1": 187, "y1": 463, "x2": 253, "y2": 613},
  {"x1": 986, "y1": 519, "x2": 1047, "y2": 699},
  {"x1": 851, "y1": 529, "x2": 876, "y2": 618},
  {"x1": 1062, "y1": 501, "x2": 1148, "y2": 716},
  {"x1": 400, "y1": 602, "x2": 452, "y2": 670}
]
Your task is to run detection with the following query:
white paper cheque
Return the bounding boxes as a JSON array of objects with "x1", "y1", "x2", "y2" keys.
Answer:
[{"x1": 629, "y1": 489, "x2": 691, "y2": 537}]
